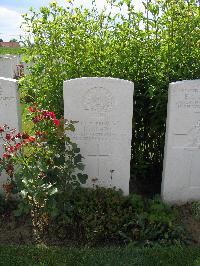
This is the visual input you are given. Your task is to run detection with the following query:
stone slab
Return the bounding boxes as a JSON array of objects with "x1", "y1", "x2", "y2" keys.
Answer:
[
  {"x1": 0, "y1": 55, "x2": 20, "y2": 79},
  {"x1": 162, "y1": 79, "x2": 200, "y2": 203},
  {"x1": 0, "y1": 77, "x2": 20, "y2": 190},
  {"x1": 64, "y1": 77, "x2": 134, "y2": 195}
]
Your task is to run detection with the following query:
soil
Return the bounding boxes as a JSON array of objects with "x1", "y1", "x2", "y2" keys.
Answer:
[
  {"x1": 177, "y1": 204, "x2": 200, "y2": 245},
  {"x1": 0, "y1": 214, "x2": 33, "y2": 245}
]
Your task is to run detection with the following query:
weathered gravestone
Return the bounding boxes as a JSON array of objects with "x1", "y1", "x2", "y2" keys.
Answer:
[
  {"x1": 0, "y1": 55, "x2": 20, "y2": 79},
  {"x1": 0, "y1": 77, "x2": 20, "y2": 190},
  {"x1": 162, "y1": 79, "x2": 200, "y2": 203},
  {"x1": 64, "y1": 77, "x2": 134, "y2": 195}
]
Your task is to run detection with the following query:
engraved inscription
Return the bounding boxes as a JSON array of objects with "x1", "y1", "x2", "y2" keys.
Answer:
[
  {"x1": 176, "y1": 89, "x2": 200, "y2": 110},
  {"x1": 0, "y1": 86, "x2": 15, "y2": 106},
  {"x1": 176, "y1": 100, "x2": 200, "y2": 109},
  {"x1": 83, "y1": 87, "x2": 113, "y2": 113},
  {"x1": 0, "y1": 96, "x2": 16, "y2": 107},
  {"x1": 186, "y1": 120, "x2": 200, "y2": 148},
  {"x1": 69, "y1": 120, "x2": 119, "y2": 141}
]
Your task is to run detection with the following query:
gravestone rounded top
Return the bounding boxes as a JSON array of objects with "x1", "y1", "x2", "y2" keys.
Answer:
[{"x1": 65, "y1": 77, "x2": 133, "y2": 87}]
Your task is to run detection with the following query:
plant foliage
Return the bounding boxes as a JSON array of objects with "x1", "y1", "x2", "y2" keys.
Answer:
[
  {"x1": 0, "y1": 106, "x2": 87, "y2": 242},
  {"x1": 50, "y1": 187, "x2": 187, "y2": 245},
  {"x1": 20, "y1": 0, "x2": 200, "y2": 192}
]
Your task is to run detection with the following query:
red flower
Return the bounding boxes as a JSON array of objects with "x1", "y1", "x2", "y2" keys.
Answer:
[
  {"x1": 22, "y1": 139, "x2": 29, "y2": 145},
  {"x1": 32, "y1": 115, "x2": 43, "y2": 123},
  {"x1": 15, "y1": 143, "x2": 21, "y2": 150},
  {"x1": 3, "y1": 153, "x2": 11, "y2": 159},
  {"x1": 42, "y1": 110, "x2": 56, "y2": 120},
  {"x1": 49, "y1": 112, "x2": 56, "y2": 119},
  {"x1": 21, "y1": 132, "x2": 29, "y2": 139},
  {"x1": 35, "y1": 131, "x2": 43, "y2": 136},
  {"x1": 53, "y1": 119, "x2": 60, "y2": 127},
  {"x1": 6, "y1": 146, "x2": 15, "y2": 153},
  {"x1": 5, "y1": 133, "x2": 12, "y2": 141},
  {"x1": 0, "y1": 127, "x2": 4, "y2": 133},
  {"x1": 28, "y1": 106, "x2": 36, "y2": 112},
  {"x1": 15, "y1": 133, "x2": 21, "y2": 139},
  {"x1": 28, "y1": 136, "x2": 36, "y2": 142}
]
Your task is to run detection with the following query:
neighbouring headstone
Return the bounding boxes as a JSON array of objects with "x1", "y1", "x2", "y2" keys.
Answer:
[
  {"x1": 0, "y1": 55, "x2": 20, "y2": 79},
  {"x1": 0, "y1": 77, "x2": 20, "y2": 190},
  {"x1": 162, "y1": 79, "x2": 200, "y2": 203},
  {"x1": 64, "y1": 77, "x2": 134, "y2": 195}
]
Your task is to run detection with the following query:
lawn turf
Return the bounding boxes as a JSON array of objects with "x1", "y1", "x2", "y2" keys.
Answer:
[
  {"x1": 0, "y1": 245, "x2": 199, "y2": 266},
  {"x1": 0, "y1": 47, "x2": 22, "y2": 55}
]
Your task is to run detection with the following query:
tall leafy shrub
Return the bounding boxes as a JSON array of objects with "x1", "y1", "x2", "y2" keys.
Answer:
[{"x1": 21, "y1": 0, "x2": 200, "y2": 194}]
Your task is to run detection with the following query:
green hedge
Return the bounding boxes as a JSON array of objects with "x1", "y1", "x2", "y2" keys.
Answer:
[{"x1": 21, "y1": 0, "x2": 200, "y2": 193}]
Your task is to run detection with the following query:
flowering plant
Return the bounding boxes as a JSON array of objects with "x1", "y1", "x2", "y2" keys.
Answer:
[{"x1": 0, "y1": 106, "x2": 87, "y2": 242}]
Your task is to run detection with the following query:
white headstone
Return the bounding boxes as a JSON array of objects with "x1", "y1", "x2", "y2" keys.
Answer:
[
  {"x1": 0, "y1": 77, "x2": 20, "y2": 190},
  {"x1": 64, "y1": 77, "x2": 134, "y2": 195},
  {"x1": 162, "y1": 79, "x2": 200, "y2": 203},
  {"x1": 0, "y1": 55, "x2": 20, "y2": 79}
]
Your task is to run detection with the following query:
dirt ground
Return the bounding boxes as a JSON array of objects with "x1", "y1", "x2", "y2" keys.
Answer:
[
  {"x1": 178, "y1": 204, "x2": 200, "y2": 245},
  {"x1": 0, "y1": 214, "x2": 33, "y2": 245}
]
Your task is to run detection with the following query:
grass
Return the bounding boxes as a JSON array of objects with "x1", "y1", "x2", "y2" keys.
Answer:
[
  {"x1": 21, "y1": 103, "x2": 33, "y2": 133},
  {"x1": 0, "y1": 47, "x2": 22, "y2": 55},
  {"x1": 0, "y1": 245, "x2": 199, "y2": 266}
]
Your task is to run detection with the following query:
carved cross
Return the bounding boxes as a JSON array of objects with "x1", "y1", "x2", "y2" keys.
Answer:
[{"x1": 87, "y1": 144, "x2": 110, "y2": 177}]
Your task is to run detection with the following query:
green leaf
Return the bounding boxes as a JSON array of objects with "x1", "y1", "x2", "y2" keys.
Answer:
[
  {"x1": 74, "y1": 147, "x2": 80, "y2": 153},
  {"x1": 13, "y1": 209, "x2": 23, "y2": 217},
  {"x1": 74, "y1": 154, "x2": 82, "y2": 164},
  {"x1": 77, "y1": 173, "x2": 88, "y2": 184},
  {"x1": 50, "y1": 207, "x2": 59, "y2": 218},
  {"x1": 65, "y1": 124, "x2": 75, "y2": 132},
  {"x1": 49, "y1": 187, "x2": 58, "y2": 196},
  {"x1": 77, "y1": 163, "x2": 84, "y2": 171}
]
